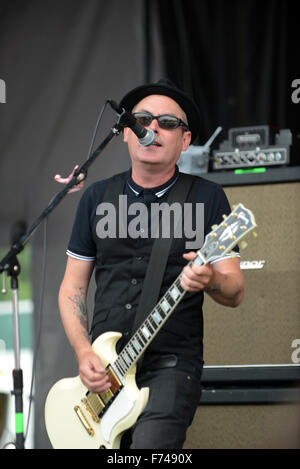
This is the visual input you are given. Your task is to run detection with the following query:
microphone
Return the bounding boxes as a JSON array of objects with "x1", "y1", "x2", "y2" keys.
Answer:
[{"x1": 109, "y1": 100, "x2": 155, "y2": 146}]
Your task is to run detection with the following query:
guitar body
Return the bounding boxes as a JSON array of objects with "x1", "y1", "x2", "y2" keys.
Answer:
[{"x1": 45, "y1": 331, "x2": 149, "y2": 449}]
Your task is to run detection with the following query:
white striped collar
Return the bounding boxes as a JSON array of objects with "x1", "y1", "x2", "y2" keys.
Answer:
[{"x1": 127, "y1": 167, "x2": 179, "y2": 199}]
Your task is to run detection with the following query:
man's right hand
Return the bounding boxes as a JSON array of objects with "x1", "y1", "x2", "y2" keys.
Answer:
[{"x1": 77, "y1": 350, "x2": 111, "y2": 394}]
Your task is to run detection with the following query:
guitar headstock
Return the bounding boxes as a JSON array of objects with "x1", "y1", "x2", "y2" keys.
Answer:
[{"x1": 196, "y1": 203, "x2": 257, "y2": 264}]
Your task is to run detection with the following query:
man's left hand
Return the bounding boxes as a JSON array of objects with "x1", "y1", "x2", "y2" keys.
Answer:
[{"x1": 181, "y1": 251, "x2": 215, "y2": 292}]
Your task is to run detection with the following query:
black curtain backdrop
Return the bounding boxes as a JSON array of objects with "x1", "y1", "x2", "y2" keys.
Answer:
[{"x1": 157, "y1": 0, "x2": 300, "y2": 148}]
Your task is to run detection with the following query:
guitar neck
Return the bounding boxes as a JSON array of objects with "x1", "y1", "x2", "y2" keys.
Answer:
[
  {"x1": 112, "y1": 254, "x2": 205, "y2": 378},
  {"x1": 111, "y1": 202, "x2": 256, "y2": 380}
]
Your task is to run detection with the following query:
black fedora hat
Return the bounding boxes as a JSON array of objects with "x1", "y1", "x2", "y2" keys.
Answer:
[{"x1": 119, "y1": 78, "x2": 202, "y2": 143}]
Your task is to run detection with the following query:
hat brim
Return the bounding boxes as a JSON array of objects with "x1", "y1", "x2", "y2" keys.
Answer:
[{"x1": 119, "y1": 80, "x2": 201, "y2": 143}]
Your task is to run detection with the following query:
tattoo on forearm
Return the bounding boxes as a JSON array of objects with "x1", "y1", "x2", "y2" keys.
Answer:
[
  {"x1": 68, "y1": 288, "x2": 89, "y2": 338},
  {"x1": 205, "y1": 284, "x2": 241, "y2": 299},
  {"x1": 204, "y1": 283, "x2": 222, "y2": 295}
]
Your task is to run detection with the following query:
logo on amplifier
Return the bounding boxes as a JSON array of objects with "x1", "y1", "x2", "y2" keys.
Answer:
[{"x1": 240, "y1": 260, "x2": 266, "y2": 270}]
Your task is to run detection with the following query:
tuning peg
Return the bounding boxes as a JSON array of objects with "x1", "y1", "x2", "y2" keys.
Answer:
[
  {"x1": 211, "y1": 224, "x2": 218, "y2": 230},
  {"x1": 240, "y1": 241, "x2": 248, "y2": 250},
  {"x1": 222, "y1": 214, "x2": 227, "y2": 220},
  {"x1": 232, "y1": 205, "x2": 237, "y2": 209},
  {"x1": 230, "y1": 251, "x2": 237, "y2": 258},
  {"x1": 252, "y1": 231, "x2": 258, "y2": 239}
]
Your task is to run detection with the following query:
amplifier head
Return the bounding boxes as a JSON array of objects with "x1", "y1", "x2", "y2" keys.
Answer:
[{"x1": 212, "y1": 126, "x2": 292, "y2": 170}]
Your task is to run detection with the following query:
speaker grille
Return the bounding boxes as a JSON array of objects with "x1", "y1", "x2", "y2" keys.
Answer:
[{"x1": 203, "y1": 182, "x2": 300, "y2": 365}]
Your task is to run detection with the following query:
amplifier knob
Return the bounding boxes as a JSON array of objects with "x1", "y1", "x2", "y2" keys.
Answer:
[
  {"x1": 257, "y1": 152, "x2": 266, "y2": 162},
  {"x1": 247, "y1": 152, "x2": 256, "y2": 163}
]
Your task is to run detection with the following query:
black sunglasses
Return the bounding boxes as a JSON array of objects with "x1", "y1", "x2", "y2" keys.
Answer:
[{"x1": 132, "y1": 112, "x2": 189, "y2": 130}]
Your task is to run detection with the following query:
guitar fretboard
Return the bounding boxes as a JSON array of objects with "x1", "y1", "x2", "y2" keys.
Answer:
[
  {"x1": 112, "y1": 257, "x2": 202, "y2": 378},
  {"x1": 110, "y1": 203, "x2": 256, "y2": 380}
]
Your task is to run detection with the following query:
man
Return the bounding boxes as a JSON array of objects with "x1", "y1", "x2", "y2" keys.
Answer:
[{"x1": 58, "y1": 79, "x2": 244, "y2": 448}]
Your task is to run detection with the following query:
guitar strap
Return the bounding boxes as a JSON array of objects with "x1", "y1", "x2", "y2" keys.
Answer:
[{"x1": 102, "y1": 170, "x2": 197, "y2": 368}]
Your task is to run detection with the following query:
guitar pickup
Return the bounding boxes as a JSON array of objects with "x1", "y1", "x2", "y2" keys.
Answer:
[
  {"x1": 85, "y1": 393, "x2": 106, "y2": 417},
  {"x1": 105, "y1": 365, "x2": 122, "y2": 394},
  {"x1": 99, "y1": 388, "x2": 114, "y2": 405},
  {"x1": 83, "y1": 365, "x2": 123, "y2": 421},
  {"x1": 81, "y1": 397, "x2": 100, "y2": 423}
]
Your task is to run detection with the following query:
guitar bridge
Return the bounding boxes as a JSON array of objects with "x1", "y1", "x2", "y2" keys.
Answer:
[{"x1": 74, "y1": 405, "x2": 94, "y2": 436}]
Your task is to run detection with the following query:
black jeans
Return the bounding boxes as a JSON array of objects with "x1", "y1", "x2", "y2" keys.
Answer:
[{"x1": 120, "y1": 366, "x2": 202, "y2": 449}]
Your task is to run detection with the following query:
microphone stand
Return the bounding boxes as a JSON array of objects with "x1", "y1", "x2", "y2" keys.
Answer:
[{"x1": 0, "y1": 117, "x2": 123, "y2": 448}]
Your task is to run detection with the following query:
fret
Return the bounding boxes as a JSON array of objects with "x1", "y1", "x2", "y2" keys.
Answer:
[
  {"x1": 114, "y1": 360, "x2": 124, "y2": 376},
  {"x1": 137, "y1": 330, "x2": 147, "y2": 347},
  {"x1": 160, "y1": 298, "x2": 170, "y2": 313},
  {"x1": 136, "y1": 329, "x2": 147, "y2": 348},
  {"x1": 135, "y1": 332, "x2": 145, "y2": 348},
  {"x1": 152, "y1": 309, "x2": 163, "y2": 325},
  {"x1": 145, "y1": 319, "x2": 155, "y2": 334},
  {"x1": 141, "y1": 325, "x2": 151, "y2": 340},
  {"x1": 170, "y1": 284, "x2": 181, "y2": 301},
  {"x1": 174, "y1": 277, "x2": 184, "y2": 295},
  {"x1": 148, "y1": 315, "x2": 158, "y2": 331},
  {"x1": 126, "y1": 343, "x2": 136, "y2": 360},
  {"x1": 156, "y1": 304, "x2": 166, "y2": 318},
  {"x1": 124, "y1": 348, "x2": 133, "y2": 363},
  {"x1": 116, "y1": 355, "x2": 126, "y2": 372},
  {"x1": 129, "y1": 339, "x2": 139, "y2": 355},
  {"x1": 119, "y1": 353, "x2": 130, "y2": 369},
  {"x1": 117, "y1": 358, "x2": 127, "y2": 376},
  {"x1": 165, "y1": 292, "x2": 175, "y2": 307},
  {"x1": 134, "y1": 337, "x2": 143, "y2": 352}
]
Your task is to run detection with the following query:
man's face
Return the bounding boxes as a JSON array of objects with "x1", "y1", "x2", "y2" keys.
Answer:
[{"x1": 123, "y1": 94, "x2": 192, "y2": 170}]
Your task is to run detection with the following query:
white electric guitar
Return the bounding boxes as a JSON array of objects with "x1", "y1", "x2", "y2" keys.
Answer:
[{"x1": 45, "y1": 203, "x2": 256, "y2": 449}]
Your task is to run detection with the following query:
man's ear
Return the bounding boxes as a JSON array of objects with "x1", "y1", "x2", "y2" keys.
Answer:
[
  {"x1": 123, "y1": 127, "x2": 129, "y2": 143},
  {"x1": 182, "y1": 131, "x2": 192, "y2": 151}
]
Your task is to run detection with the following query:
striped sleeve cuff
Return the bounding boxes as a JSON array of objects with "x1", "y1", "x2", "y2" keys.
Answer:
[
  {"x1": 66, "y1": 249, "x2": 95, "y2": 262},
  {"x1": 210, "y1": 252, "x2": 241, "y2": 265}
]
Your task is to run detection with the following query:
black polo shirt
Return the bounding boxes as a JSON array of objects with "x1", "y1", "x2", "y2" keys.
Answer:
[{"x1": 67, "y1": 167, "x2": 239, "y2": 368}]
